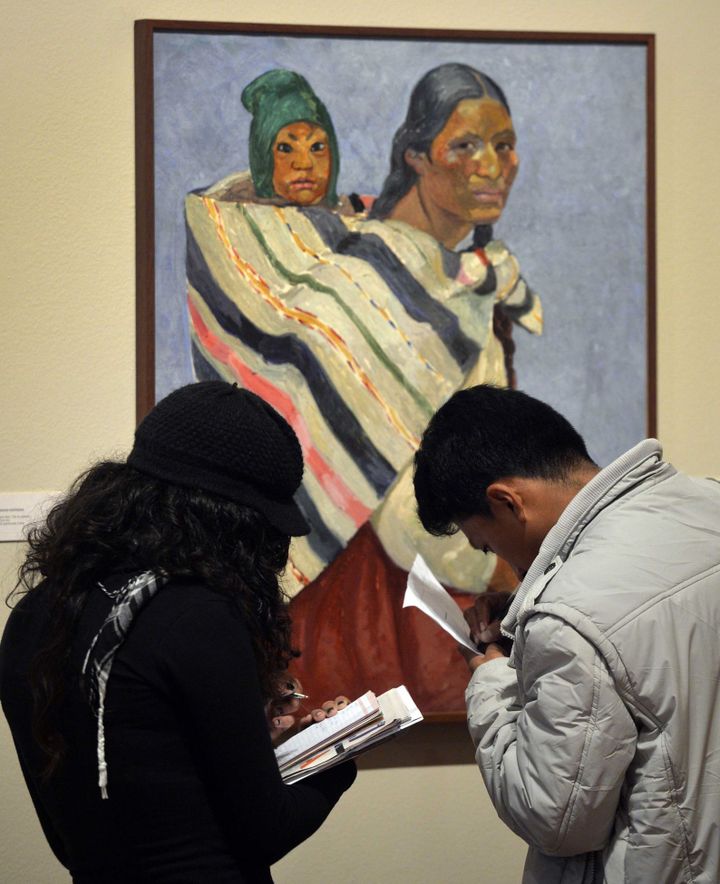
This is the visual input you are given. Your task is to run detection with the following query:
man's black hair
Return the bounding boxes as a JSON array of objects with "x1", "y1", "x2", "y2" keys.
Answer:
[{"x1": 413, "y1": 385, "x2": 595, "y2": 535}]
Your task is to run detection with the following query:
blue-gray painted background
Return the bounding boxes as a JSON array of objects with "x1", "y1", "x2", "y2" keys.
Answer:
[{"x1": 153, "y1": 32, "x2": 648, "y2": 468}]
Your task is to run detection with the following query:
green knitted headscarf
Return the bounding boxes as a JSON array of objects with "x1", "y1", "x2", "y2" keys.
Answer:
[{"x1": 242, "y1": 69, "x2": 339, "y2": 205}]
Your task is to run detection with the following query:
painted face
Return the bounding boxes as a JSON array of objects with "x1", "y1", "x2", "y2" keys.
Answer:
[
  {"x1": 271, "y1": 121, "x2": 331, "y2": 206},
  {"x1": 456, "y1": 511, "x2": 539, "y2": 582},
  {"x1": 420, "y1": 97, "x2": 518, "y2": 227}
]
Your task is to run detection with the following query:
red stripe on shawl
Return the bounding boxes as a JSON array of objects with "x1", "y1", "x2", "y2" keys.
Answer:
[{"x1": 189, "y1": 298, "x2": 373, "y2": 527}]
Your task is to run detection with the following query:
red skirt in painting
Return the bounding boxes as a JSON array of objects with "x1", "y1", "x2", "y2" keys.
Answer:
[{"x1": 287, "y1": 522, "x2": 515, "y2": 717}]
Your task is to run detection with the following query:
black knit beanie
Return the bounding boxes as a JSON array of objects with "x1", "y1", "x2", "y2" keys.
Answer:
[{"x1": 127, "y1": 382, "x2": 310, "y2": 536}]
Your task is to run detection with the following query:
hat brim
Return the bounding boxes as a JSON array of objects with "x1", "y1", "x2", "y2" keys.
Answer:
[
  {"x1": 127, "y1": 449, "x2": 311, "y2": 536},
  {"x1": 257, "y1": 497, "x2": 311, "y2": 537}
]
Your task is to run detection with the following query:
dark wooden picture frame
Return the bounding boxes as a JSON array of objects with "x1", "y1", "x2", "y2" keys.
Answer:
[{"x1": 135, "y1": 20, "x2": 655, "y2": 718}]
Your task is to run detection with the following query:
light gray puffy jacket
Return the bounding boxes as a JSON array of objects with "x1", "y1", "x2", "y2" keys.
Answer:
[{"x1": 466, "y1": 440, "x2": 720, "y2": 883}]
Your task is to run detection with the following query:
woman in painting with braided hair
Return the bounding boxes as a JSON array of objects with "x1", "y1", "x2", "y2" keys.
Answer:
[
  {"x1": 0, "y1": 381, "x2": 355, "y2": 882},
  {"x1": 369, "y1": 61, "x2": 529, "y2": 384},
  {"x1": 284, "y1": 62, "x2": 542, "y2": 710}
]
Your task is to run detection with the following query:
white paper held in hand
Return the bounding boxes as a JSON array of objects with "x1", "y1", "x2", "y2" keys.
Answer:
[{"x1": 403, "y1": 554, "x2": 478, "y2": 653}]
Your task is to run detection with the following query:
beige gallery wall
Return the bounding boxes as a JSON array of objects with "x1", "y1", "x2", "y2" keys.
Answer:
[{"x1": 1, "y1": 0, "x2": 719, "y2": 881}]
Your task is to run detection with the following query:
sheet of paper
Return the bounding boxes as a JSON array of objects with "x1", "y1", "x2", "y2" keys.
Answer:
[
  {"x1": 0, "y1": 491, "x2": 60, "y2": 542},
  {"x1": 403, "y1": 554, "x2": 478, "y2": 652}
]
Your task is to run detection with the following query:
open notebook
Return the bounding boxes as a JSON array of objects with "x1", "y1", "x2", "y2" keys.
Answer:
[{"x1": 275, "y1": 685, "x2": 423, "y2": 783}]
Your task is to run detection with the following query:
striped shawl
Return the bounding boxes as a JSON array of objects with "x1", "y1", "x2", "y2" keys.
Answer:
[{"x1": 185, "y1": 185, "x2": 542, "y2": 596}]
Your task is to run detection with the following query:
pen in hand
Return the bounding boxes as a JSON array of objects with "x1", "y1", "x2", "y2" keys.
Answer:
[{"x1": 277, "y1": 679, "x2": 308, "y2": 703}]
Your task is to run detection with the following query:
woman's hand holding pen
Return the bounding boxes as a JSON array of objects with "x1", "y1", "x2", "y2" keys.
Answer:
[
  {"x1": 267, "y1": 679, "x2": 350, "y2": 744},
  {"x1": 267, "y1": 679, "x2": 306, "y2": 744}
]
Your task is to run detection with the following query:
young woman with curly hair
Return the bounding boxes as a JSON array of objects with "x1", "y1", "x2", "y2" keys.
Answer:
[{"x1": 0, "y1": 381, "x2": 355, "y2": 883}]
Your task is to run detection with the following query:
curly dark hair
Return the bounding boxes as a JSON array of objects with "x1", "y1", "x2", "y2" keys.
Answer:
[{"x1": 11, "y1": 460, "x2": 298, "y2": 777}]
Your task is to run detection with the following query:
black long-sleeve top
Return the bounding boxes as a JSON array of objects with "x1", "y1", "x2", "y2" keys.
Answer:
[{"x1": 0, "y1": 575, "x2": 355, "y2": 882}]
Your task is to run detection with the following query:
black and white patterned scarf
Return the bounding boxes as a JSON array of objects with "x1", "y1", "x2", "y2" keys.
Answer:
[{"x1": 81, "y1": 570, "x2": 168, "y2": 798}]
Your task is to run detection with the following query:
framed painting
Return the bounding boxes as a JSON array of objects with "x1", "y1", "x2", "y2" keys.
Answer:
[{"x1": 135, "y1": 21, "x2": 655, "y2": 718}]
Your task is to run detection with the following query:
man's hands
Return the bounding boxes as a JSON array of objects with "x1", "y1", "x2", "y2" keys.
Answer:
[
  {"x1": 465, "y1": 591, "x2": 511, "y2": 646},
  {"x1": 459, "y1": 641, "x2": 507, "y2": 672},
  {"x1": 460, "y1": 591, "x2": 514, "y2": 671}
]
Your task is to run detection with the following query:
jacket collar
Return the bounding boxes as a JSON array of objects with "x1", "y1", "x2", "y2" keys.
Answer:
[{"x1": 502, "y1": 439, "x2": 668, "y2": 634}]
